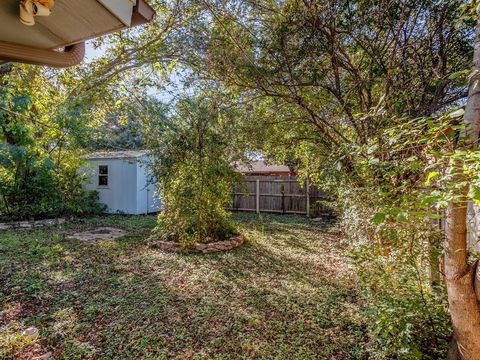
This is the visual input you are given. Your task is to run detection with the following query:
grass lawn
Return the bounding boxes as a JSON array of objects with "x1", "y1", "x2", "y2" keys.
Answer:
[{"x1": 0, "y1": 213, "x2": 367, "y2": 359}]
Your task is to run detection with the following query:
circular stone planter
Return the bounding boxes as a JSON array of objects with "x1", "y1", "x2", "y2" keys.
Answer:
[{"x1": 152, "y1": 234, "x2": 245, "y2": 254}]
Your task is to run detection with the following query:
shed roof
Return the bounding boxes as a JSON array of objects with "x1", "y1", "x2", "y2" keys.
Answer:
[
  {"x1": 234, "y1": 161, "x2": 291, "y2": 174},
  {"x1": 84, "y1": 150, "x2": 149, "y2": 160}
]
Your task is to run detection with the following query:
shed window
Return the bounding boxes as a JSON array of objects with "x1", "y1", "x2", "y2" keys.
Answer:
[{"x1": 98, "y1": 165, "x2": 108, "y2": 186}]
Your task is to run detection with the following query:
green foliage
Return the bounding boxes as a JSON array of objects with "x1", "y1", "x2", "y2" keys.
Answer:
[
  {"x1": 0, "y1": 65, "x2": 104, "y2": 220},
  {"x1": 146, "y1": 96, "x2": 241, "y2": 245},
  {"x1": 314, "y1": 114, "x2": 467, "y2": 357},
  {"x1": 310, "y1": 199, "x2": 338, "y2": 218},
  {"x1": 1, "y1": 0, "x2": 475, "y2": 355},
  {"x1": 87, "y1": 112, "x2": 146, "y2": 150},
  {"x1": 346, "y1": 198, "x2": 451, "y2": 358},
  {"x1": 166, "y1": 0, "x2": 475, "y2": 356}
]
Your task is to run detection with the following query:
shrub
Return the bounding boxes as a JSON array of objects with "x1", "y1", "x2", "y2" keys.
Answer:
[
  {"x1": 0, "y1": 144, "x2": 104, "y2": 221},
  {"x1": 146, "y1": 97, "x2": 241, "y2": 245},
  {"x1": 340, "y1": 194, "x2": 451, "y2": 358},
  {"x1": 0, "y1": 65, "x2": 103, "y2": 221},
  {"x1": 310, "y1": 199, "x2": 338, "y2": 218}
]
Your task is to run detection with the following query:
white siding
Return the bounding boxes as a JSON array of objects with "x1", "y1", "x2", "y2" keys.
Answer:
[
  {"x1": 83, "y1": 158, "x2": 138, "y2": 214},
  {"x1": 82, "y1": 155, "x2": 161, "y2": 215},
  {"x1": 135, "y1": 155, "x2": 162, "y2": 214}
]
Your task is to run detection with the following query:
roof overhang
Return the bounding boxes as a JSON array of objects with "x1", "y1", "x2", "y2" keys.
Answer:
[
  {"x1": 84, "y1": 150, "x2": 149, "y2": 160},
  {"x1": 0, "y1": 0, "x2": 155, "y2": 67}
]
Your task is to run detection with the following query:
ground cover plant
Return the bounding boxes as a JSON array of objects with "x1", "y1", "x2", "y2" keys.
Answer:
[{"x1": 0, "y1": 213, "x2": 367, "y2": 359}]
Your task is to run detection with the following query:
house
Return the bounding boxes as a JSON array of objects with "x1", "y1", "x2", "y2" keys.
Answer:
[
  {"x1": 82, "y1": 150, "x2": 161, "y2": 215},
  {"x1": 234, "y1": 160, "x2": 294, "y2": 176},
  {"x1": 0, "y1": 0, "x2": 155, "y2": 67}
]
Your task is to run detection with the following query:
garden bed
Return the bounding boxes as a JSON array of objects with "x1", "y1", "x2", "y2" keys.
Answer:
[{"x1": 152, "y1": 234, "x2": 245, "y2": 253}]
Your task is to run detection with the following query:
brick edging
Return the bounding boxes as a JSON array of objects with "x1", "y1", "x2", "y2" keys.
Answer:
[{"x1": 152, "y1": 234, "x2": 245, "y2": 253}]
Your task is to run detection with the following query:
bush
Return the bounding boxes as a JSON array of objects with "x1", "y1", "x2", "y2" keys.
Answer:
[
  {"x1": 0, "y1": 66, "x2": 103, "y2": 221},
  {"x1": 310, "y1": 199, "x2": 338, "y2": 218},
  {"x1": 0, "y1": 144, "x2": 104, "y2": 221},
  {"x1": 146, "y1": 97, "x2": 241, "y2": 245},
  {"x1": 340, "y1": 195, "x2": 451, "y2": 358}
]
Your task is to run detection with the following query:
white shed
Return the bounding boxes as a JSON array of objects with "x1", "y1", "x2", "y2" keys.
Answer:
[{"x1": 82, "y1": 150, "x2": 161, "y2": 215}]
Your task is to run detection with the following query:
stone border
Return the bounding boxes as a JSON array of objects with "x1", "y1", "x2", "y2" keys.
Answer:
[
  {"x1": 152, "y1": 234, "x2": 245, "y2": 254},
  {"x1": 0, "y1": 218, "x2": 66, "y2": 230}
]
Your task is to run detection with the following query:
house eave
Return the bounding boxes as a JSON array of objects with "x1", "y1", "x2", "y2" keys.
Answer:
[
  {"x1": 83, "y1": 150, "x2": 150, "y2": 160},
  {"x1": 0, "y1": 0, "x2": 155, "y2": 68}
]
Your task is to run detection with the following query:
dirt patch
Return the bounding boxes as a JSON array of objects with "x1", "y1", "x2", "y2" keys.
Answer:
[{"x1": 66, "y1": 227, "x2": 127, "y2": 242}]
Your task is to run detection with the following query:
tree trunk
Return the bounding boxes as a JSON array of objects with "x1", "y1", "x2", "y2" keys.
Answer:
[
  {"x1": 444, "y1": 11, "x2": 480, "y2": 360},
  {"x1": 445, "y1": 191, "x2": 480, "y2": 359}
]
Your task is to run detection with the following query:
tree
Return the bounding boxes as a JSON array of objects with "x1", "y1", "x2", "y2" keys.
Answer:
[
  {"x1": 145, "y1": 95, "x2": 241, "y2": 245},
  {"x1": 169, "y1": 0, "x2": 479, "y2": 356},
  {"x1": 23, "y1": 0, "x2": 479, "y2": 354},
  {"x1": 0, "y1": 65, "x2": 102, "y2": 220},
  {"x1": 444, "y1": 7, "x2": 480, "y2": 358}
]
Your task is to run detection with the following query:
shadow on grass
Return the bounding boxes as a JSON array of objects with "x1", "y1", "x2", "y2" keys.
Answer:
[{"x1": 0, "y1": 214, "x2": 366, "y2": 359}]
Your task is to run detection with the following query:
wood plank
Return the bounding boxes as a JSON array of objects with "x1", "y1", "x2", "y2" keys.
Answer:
[
  {"x1": 226, "y1": 208, "x2": 307, "y2": 214},
  {"x1": 229, "y1": 175, "x2": 328, "y2": 215}
]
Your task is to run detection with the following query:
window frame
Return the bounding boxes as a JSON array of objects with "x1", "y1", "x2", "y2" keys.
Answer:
[{"x1": 97, "y1": 165, "x2": 109, "y2": 188}]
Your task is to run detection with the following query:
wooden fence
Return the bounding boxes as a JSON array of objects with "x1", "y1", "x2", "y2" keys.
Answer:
[{"x1": 227, "y1": 176, "x2": 328, "y2": 215}]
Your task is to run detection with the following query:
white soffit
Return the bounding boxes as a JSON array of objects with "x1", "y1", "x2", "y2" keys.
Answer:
[
  {"x1": 97, "y1": 0, "x2": 135, "y2": 26},
  {"x1": 0, "y1": 0, "x2": 125, "y2": 49}
]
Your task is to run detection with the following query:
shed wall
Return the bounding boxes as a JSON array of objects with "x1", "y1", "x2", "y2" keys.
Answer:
[
  {"x1": 83, "y1": 155, "x2": 161, "y2": 215},
  {"x1": 136, "y1": 156, "x2": 162, "y2": 214},
  {"x1": 83, "y1": 158, "x2": 138, "y2": 214}
]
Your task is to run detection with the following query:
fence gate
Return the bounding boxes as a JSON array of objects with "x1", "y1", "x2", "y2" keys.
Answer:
[{"x1": 227, "y1": 176, "x2": 327, "y2": 215}]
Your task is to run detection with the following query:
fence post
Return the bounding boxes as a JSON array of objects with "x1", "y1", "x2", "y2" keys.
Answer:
[
  {"x1": 306, "y1": 178, "x2": 310, "y2": 217},
  {"x1": 232, "y1": 190, "x2": 236, "y2": 210},
  {"x1": 256, "y1": 179, "x2": 260, "y2": 214}
]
